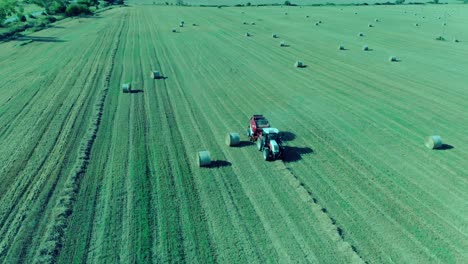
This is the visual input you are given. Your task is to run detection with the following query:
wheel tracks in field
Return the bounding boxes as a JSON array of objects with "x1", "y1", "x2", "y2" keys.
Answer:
[
  {"x1": 32, "y1": 13, "x2": 127, "y2": 263},
  {"x1": 144, "y1": 12, "x2": 218, "y2": 263}
]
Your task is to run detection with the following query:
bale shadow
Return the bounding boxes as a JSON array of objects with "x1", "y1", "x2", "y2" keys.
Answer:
[
  {"x1": 233, "y1": 141, "x2": 254, "y2": 148},
  {"x1": 130, "y1": 89, "x2": 144, "y2": 94},
  {"x1": 282, "y1": 146, "x2": 314, "y2": 163},
  {"x1": 297, "y1": 65, "x2": 308, "y2": 68},
  {"x1": 435, "y1": 144, "x2": 454, "y2": 150},
  {"x1": 211, "y1": 160, "x2": 232, "y2": 168},
  {"x1": 280, "y1": 131, "x2": 296, "y2": 142},
  {"x1": 155, "y1": 76, "x2": 168, "y2": 80}
]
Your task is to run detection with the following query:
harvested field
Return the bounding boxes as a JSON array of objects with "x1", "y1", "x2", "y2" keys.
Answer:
[{"x1": 0, "y1": 3, "x2": 467, "y2": 264}]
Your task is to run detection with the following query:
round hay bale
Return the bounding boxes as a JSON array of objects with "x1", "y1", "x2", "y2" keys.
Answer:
[
  {"x1": 272, "y1": 34, "x2": 278, "y2": 38},
  {"x1": 245, "y1": 32, "x2": 251, "y2": 37},
  {"x1": 425, "y1": 136, "x2": 443, "y2": 149},
  {"x1": 294, "y1": 61, "x2": 304, "y2": 68},
  {"x1": 280, "y1": 41, "x2": 286, "y2": 47},
  {"x1": 172, "y1": 28, "x2": 177, "y2": 32},
  {"x1": 306, "y1": 15, "x2": 309, "y2": 18},
  {"x1": 375, "y1": 18, "x2": 380, "y2": 22},
  {"x1": 192, "y1": 23, "x2": 197, "y2": 26},
  {"x1": 368, "y1": 24, "x2": 373, "y2": 27},
  {"x1": 197, "y1": 151, "x2": 212, "y2": 167},
  {"x1": 338, "y1": 44, "x2": 345, "y2": 50},
  {"x1": 243, "y1": 21, "x2": 247, "y2": 25},
  {"x1": 363, "y1": 45, "x2": 369, "y2": 51},
  {"x1": 285, "y1": 12, "x2": 288, "y2": 15},
  {"x1": 358, "y1": 32, "x2": 364, "y2": 37},
  {"x1": 415, "y1": 23, "x2": 419, "y2": 26},
  {"x1": 315, "y1": 22, "x2": 319, "y2": 26},
  {"x1": 318, "y1": 20, "x2": 322, "y2": 24},
  {"x1": 389, "y1": 56, "x2": 397, "y2": 62},
  {"x1": 179, "y1": 23, "x2": 184, "y2": 27},
  {"x1": 180, "y1": 20, "x2": 184, "y2": 24},
  {"x1": 151, "y1": 71, "x2": 161, "y2": 79},
  {"x1": 443, "y1": 23, "x2": 447, "y2": 26},
  {"x1": 122, "y1": 83, "x2": 131, "y2": 93},
  {"x1": 454, "y1": 39, "x2": 460, "y2": 43},
  {"x1": 226, "y1": 132, "x2": 240, "y2": 146},
  {"x1": 251, "y1": 22, "x2": 256, "y2": 25}
]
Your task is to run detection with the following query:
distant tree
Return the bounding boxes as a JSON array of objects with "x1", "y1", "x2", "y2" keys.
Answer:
[
  {"x1": 284, "y1": 0, "x2": 291, "y2": 5},
  {"x1": 176, "y1": 0, "x2": 183, "y2": 5},
  {"x1": 0, "y1": 0, "x2": 17, "y2": 22},
  {"x1": 433, "y1": 0, "x2": 439, "y2": 3},
  {"x1": 246, "y1": 2, "x2": 251, "y2": 6},
  {"x1": 395, "y1": 0, "x2": 405, "y2": 4}
]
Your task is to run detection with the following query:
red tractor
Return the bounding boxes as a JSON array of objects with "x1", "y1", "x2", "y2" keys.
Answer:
[
  {"x1": 257, "y1": 128, "x2": 284, "y2": 161},
  {"x1": 247, "y1": 115, "x2": 270, "y2": 141},
  {"x1": 247, "y1": 115, "x2": 284, "y2": 161}
]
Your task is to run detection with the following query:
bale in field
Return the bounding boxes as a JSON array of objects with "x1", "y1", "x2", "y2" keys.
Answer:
[
  {"x1": 172, "y1": 28, "x2": 177, "y2": 32},
  {"x1": 179, "y1": 23, "x2": 184, "y2": 27},
  {"x1": 358, "y1": 32, "x2": 364, "y2": 37},
  {"x1": 197, "y1": 151, "x2": 212, "y2": 167},
  {"x1": 368, "y1": 24, "x2": 373, "y2": 27},
  {"x1": 443, "y1": 23, "x2": 447, "y2": 26},
  {"x1": 226, "y1": 132, "x2": 240, "y2": 146},
  {"x1": 389, "y1": 56, "x2": 397, "y2": 62},
  {"x1": 192, "y1": 23, "x2": 197, "y2": 26},
  {"x1": 280, "y1": 41, "x2": 287, "y2": 47},
  {"x1": 294, "y1": 60, "x2": 304, "y2": 68},
  {"x1": 122, "y1": 83, "x2": 131, "y2": 93},
  {"x1": 272, "y1": 34, "x2": 279, "y2": 38},
  {"x1": 180, "y1": 20, "x2": 184, "y2": 25},
  {"x1": 245, "y1": 32, "x2": 251, "y2": 37},
  {"x1": 338, "y1": 44, "x2": 345, "y2": 50},
  {"x1": 415, "y1": 23, "x2": 419, "y2": 26},
  {"x1": 151, "y1": 71, "x2": 162, "y2": 79},
  {"x1": 251, "y1": 22, "x2": 256, "y2": 25},
  {"x1": 243, "y1": 21, "x2": 248, "y2": 25},
  {"x1": 306, "y1": 15, "x2": 309, "y2": 18},
  {"x1": 454, "y1": 39, "x2": 460, "y2": 43},
  {"x1": 436, "y1": 36, "x2": 445, "y2": 41},
  {"x1": 315, "y1": 22, "x2": 319, "y2": 26},
  {"x1": 285, "y1": 12, "x2": 288, "y2": 15},
  {"x1": 318, "y1": 20, "x2": 322, "y2": 24},
  {"x1": 375, "y1": 18, "x2": 380, "y2": 22},
  {"x1": 425, "y1": 135, "x2": 443, "y2": 149},
  {"x1": 362, "y1": 45, "x2": 369, "y2": 51}
]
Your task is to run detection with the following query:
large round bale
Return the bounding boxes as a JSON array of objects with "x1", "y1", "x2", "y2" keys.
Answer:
[
  {"x1": 151, "y1": 71, "x2": 161, "y2": 79},
  {"x1": 272, "y1": 34, "x2": 279, "y2": 38},
  {"x1": 197, "y1": 151, "x2": 212, "y2": 167},
  {"x1": 179, "y1": 23, "x2": 184, "y2": 27},
  {"x1": 294, "y1": 61, "x2": 304, "y2": 68},
  {"x1": 251, "y1": 22, "x2": 256, "y2": 25},
  {"x1": 280, "y1": 41, "x2": 286, "y2": 47},
  {"x1": 375, "y1": 18, "x2": 380, "y2": 22},
  {"x1": 358, "y1": 32, "x2": 364, "y2": 37},
  {"x1": 226, "y1": 132, "x2": 240, "y2": 146},
  {"x1": 338, "y1": 44, "x2": 345, "y2": 50},
  {"x1": 425, "y1": 135, "x2": 443, "y2": 149},
  {"x1": 122, "y1": 83, "x2": 131, "y2": 93},
  {"x1": 362, "y1": 45, "x2": 369, "y2": 51},
  {"x1": 172, "y1": 28, "x2": 177, "y2": 33},
  {"x1": 368, "y1": 24, "x2": 373, "y2": 28},
  {"x1": 389, "y1": 56, "x2": 397, "y2": 62},
  {"x1": 245, "y1": 32, "x2": 251, "y2": 37}
]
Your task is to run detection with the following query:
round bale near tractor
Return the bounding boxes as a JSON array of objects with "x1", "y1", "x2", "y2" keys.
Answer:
[
  {"x1": 151, "y1": 70, "x2": 162, "y2": 79},
  {"x1": 226, "y1": 132, "x2": 240, "y2": 146}
]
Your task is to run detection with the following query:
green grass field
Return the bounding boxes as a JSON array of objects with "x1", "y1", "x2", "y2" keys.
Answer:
[{"x1": 0, "y1": 3, "x2": 467, "y2": 263}]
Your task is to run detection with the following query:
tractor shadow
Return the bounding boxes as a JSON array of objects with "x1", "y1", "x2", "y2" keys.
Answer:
[
  {"x1": 211, "y1": 160, "x2": 232, "y2": 168},
  {"x1": 434, "y1": 144, "x2": 454, "y2": 151},
  {"x1": 280, "y1": 131, "x2": 296, "y2": 142},
  {"x1": 130, "y1": 89, "x2": 144, "y2": 94},
  {"x1": 282, "y1": 146, "x2": 314, "y2": 163}
]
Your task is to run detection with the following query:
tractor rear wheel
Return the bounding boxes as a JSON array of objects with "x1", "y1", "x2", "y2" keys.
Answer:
[
  {"x1": 263, "y1": 148, "x2": 270, "y2": 161},
  {"x1": 257, "y1": 139, "x2": 263, "y2": 151}
]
